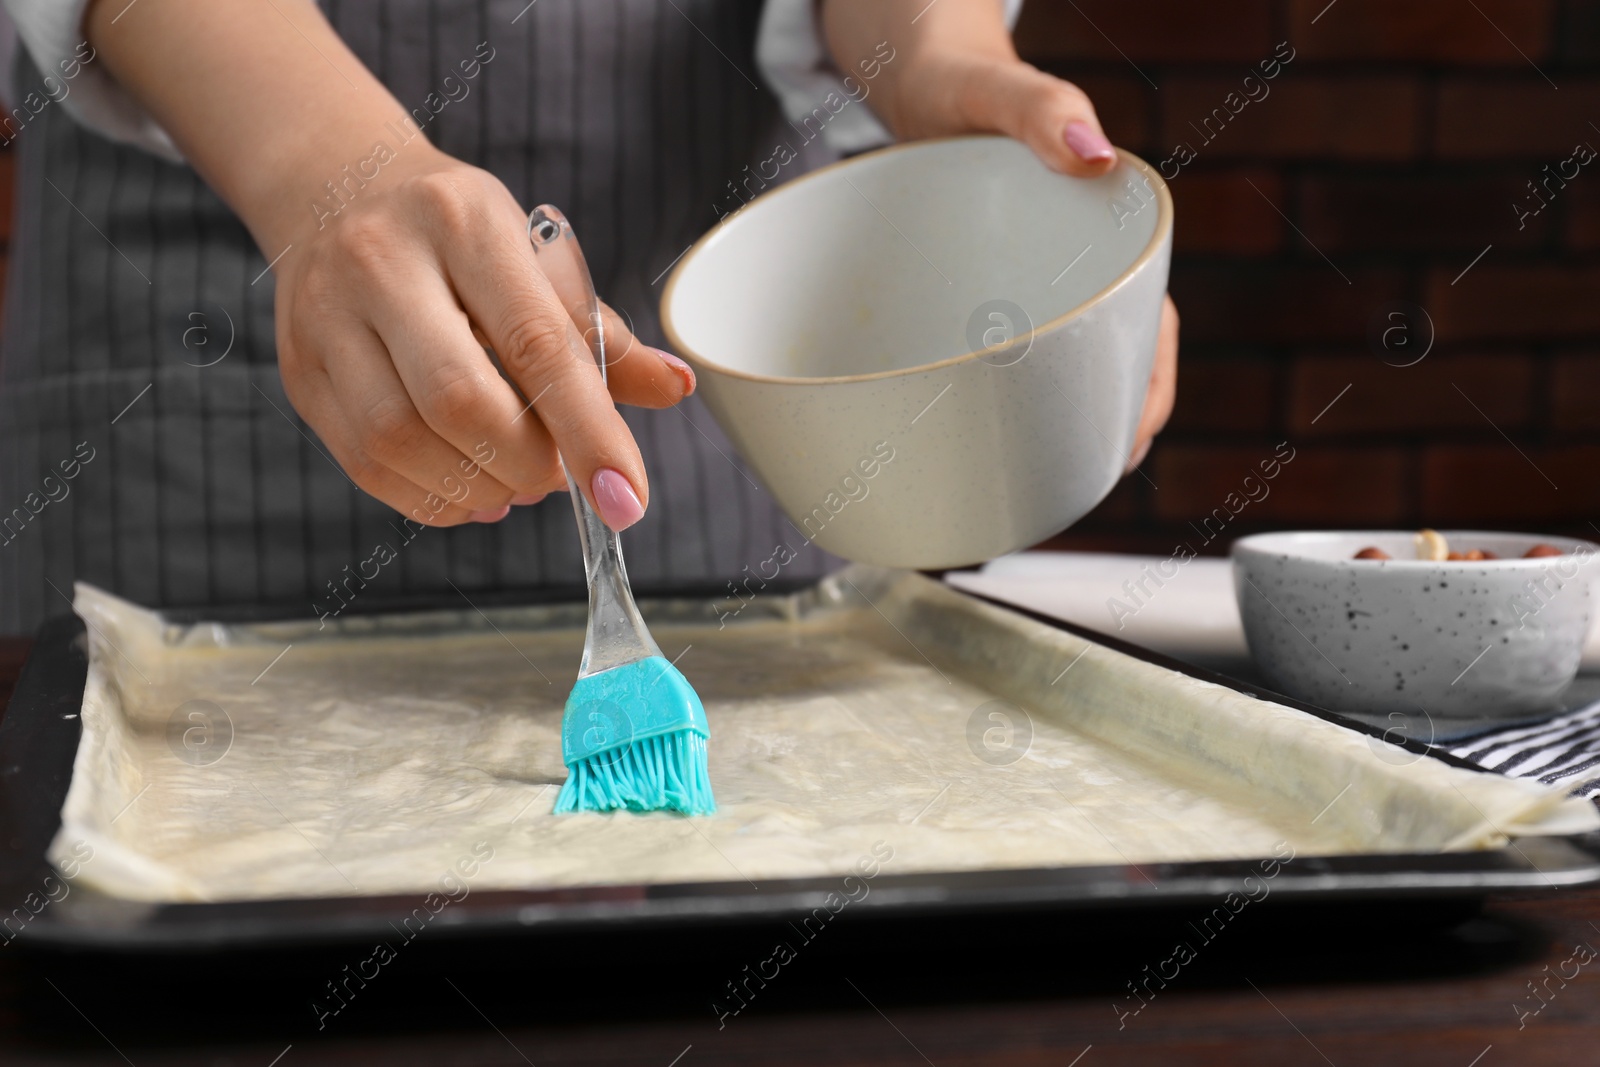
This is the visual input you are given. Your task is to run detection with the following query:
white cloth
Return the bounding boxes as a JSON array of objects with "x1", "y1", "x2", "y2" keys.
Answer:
[{"x1": 1, "y1": 0, "x2": 1025, "y2": 161}]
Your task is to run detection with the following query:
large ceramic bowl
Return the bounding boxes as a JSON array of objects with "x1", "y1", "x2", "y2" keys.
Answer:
[
  {"x1": 660, "y1": 136, "x2": 1171, "y2": 569},
  {"x1": 1232, "y1": 530, "x2": 1599, "y2": 717}
]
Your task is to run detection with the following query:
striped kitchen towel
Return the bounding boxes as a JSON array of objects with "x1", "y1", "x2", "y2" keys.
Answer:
[{"x1": 1448, "y1": 700, "x2": 1600, "y2": 801}]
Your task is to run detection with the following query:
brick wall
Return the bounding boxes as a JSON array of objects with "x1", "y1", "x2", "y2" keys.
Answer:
[{"x1": 1019, "y1": 0, "x2": 1600, "y2": 554}]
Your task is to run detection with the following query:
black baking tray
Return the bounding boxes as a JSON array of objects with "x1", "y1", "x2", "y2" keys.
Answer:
[{"x1": 3, "y1": 581, "x2": 1599, "y2": 954}]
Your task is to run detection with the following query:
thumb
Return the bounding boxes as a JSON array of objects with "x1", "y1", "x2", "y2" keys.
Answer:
[{"x1": 965, "y1": 63, "x2": 1118, "y2": 178}]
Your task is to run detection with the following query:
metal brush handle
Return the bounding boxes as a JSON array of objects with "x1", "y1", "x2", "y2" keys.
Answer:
[{"x1": 527, "y1": 205, "x2": 661, "y2": 678}]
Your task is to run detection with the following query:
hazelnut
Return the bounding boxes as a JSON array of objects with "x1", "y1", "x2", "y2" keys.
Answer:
[
  {"x1": 1415, "y1": 528, "x2": 1449, "y2": 561},
  {"x1": 1464, "y1": 549, "x2": 1497, "y2": 561},
  {"x1": 1353, "y1": 547, "x2": 1391, "y2": 560},
  {"x1": 1524, "y1": 543, "x2": 1564, "y2": 558}
]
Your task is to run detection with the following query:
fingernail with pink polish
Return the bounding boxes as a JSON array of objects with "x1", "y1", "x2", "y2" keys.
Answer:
[
  {"x1": 1064, "y1": 121, "x2": 1115, "y2": 164},
  {"x1": 470, "y1": 505, "x2": 512, "y2": 523},
  {"x1": 591, "y1": 468, "x2": 645, "y2": 530},
  {"x1": 510, "y1": 493, "x2": 545, "y2": 506},
  {"x1": 654, "y1": 348, "x2": 696, "y2": 395}
]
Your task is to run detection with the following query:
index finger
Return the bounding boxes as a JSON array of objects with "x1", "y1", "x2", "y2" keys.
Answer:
[{"x1": 438, "y1": 186, "x2": 650, "y2": 530}]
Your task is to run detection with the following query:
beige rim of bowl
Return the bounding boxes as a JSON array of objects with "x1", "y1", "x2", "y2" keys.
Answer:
[{"x1": 658, "y1": 137, "x2": 1173, "y2": 387}]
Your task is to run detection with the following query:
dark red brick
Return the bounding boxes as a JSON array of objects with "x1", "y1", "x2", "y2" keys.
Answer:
[
  {"x1": 1169, "y1": 265, "x2": 1409, "y2": 344},
  {"x1": 1015, "y1": 0, "x2": 1273, "y2": 64},
  {"x1": 1299, "y1": 172, "x2": 1553, "y2": 251},
  {"x1": 1435, "y1": 81, "x2": 1600, "y2": 158},
  {"x1": 1159, "y1": 77, "x2": 1422, "y2": 162},
  {"x1": 1559, "y1": 0, "x2": 1600, "y2": 62},
  {"x1": 1170, "y1": 169, "x2": 1284, "y2": 255},
  {"x1": 1166, "y1": 356, "x2": 1278, "y2": 433},
  {"x1": 1153, "y1": 445, "x2": 1408, "y2": 525},
  {"x1": 1552, "y1": 353, "x2": 1600, "y2": 431},
  {"x1": 1288, "y1": 352, "x2": 1536, "y2": 436},
  {"x1": 1427, "y1": 265, "x2": 1600, "y2": 340},
  {"x1": 1288, "y1": 0, "x2": 1554, "y2": 63},
  {"x1": 1567, "y1": 179, "x2": 1600, "y2": 249},
  {"x1": 1079, "y1": 471, "x2": 1145, "y2": 524},
  {"x1": 1422, "y1": 445, "x2": 1600, "y2": 523}
]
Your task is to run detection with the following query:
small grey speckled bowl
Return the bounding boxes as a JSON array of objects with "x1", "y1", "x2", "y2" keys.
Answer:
[{"x1": 1232, "y1": 531, "x2": 1598, "y2": 717}]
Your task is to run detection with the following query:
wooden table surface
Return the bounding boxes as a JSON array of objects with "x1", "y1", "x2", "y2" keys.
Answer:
[{"x1": 2, "y1": 634, "x2": 1597, "y2": 1067}]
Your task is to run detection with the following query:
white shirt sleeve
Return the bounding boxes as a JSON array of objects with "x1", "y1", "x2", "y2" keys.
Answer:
[
  {"x1": 2, "y1": 0, "x2": 182, "y2": 160},
  {"x1": 755, "y1": 0, "x2": 1026, "y2": 155}
]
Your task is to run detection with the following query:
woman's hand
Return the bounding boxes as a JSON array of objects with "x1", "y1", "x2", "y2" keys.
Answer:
[
  {"x1": 822, "y1": 0, "x2": 1179, "y2": 473},
  {"x1": 1132, "y1": 296, "x2": 1179, "y2": 472},
  {"x1": 85, "y1": 0, "x2": 692, "y2": 531},
  {"x1": 273, "y1": 149, "x2": 694, "y2": 529}
]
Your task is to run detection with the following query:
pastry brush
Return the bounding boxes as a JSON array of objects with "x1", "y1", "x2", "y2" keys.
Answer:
[{"x1": 526, "y1": 204, "x2": 714, "y2": 816}]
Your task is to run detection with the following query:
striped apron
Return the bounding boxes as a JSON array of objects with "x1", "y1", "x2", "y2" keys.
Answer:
[{"x1": 0, "y1": 0, "x2": 832, "y2": 635}]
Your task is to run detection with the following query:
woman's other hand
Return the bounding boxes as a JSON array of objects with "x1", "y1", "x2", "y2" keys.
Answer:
[
  {"x1": 1131, "y1": 295, "x2": 1179, "y2": 473},
  {"x1": 823, "y1": 0, "x2": 1178, "y2": 474}
]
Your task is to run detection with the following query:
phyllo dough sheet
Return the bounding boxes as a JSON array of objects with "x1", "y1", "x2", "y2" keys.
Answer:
[{"x1": 51, "y1": 568, "x2": 1598, "y2": 902}]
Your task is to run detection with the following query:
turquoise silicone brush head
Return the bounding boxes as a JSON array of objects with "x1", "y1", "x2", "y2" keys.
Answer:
[
  {"x1": 557, "y1": 657, "x2": 712, "y2": 815},
  {"x1": 527, "y1": 204, "x2": 715, "y2": 817}
]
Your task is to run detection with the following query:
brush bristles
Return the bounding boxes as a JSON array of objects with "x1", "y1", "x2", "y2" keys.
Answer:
[{"x1": 554, "y1": 730, "x2": 714, "y2": 816}]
